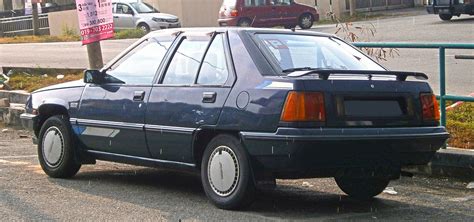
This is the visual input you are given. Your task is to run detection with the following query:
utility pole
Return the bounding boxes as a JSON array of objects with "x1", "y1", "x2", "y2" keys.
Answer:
[
  {"x1": 87, "y1": 42, "x2": 104, "y2": 69},
  {"x1": 32, "y1": 1, "x2": 39, "y2": 35},
  {"x1": 349, "y1": 0, "x2": 356, "y2": 16}
]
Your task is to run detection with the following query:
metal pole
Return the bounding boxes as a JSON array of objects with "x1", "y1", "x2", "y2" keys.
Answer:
[
  {"x1": 32, "y1": 2, "x2": 39, "y2": 36},
  {"x1": 87, "y1": 42, "x2": 104, "y2": 69},
  {"x1": 349, "y1": 0, "x2": 356, "y2": 16},
  {"x1": 439, "y1": 47, "x2": 446, "y2": 127}
]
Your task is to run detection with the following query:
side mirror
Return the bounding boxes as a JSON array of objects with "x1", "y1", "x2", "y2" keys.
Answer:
[{"x1": 84, "y1": 70, "x2": 105, "y2": 84}]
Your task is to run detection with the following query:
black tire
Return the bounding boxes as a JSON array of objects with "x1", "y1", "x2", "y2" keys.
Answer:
[
  {"x1": 137, "y1": 23, "x2": 150, "y2": 33},
  {"x1": 38, "y1": 115, "x2": 81, "y2": 178},
  {"x1": 237, "y1": 18, "x2": 252, "y2": 27},
  {"x1": 201, "y1": 134, "x2": 255, "y2": 210},
  {"x1": 298, "y1": 13, "x2": 314, "y2": 29},
  {"x1": 439, "y1": 14, "x2": 453, "y2": 21},
  {"x1": 335, "y1": 177, "x2": 389, "y2": 200}
]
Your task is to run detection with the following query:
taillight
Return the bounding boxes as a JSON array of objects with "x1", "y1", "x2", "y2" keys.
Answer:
[
  {"x1": 420, "y1": 93, "x2": 440, "y2": 122},
  {"x1": 281, "y1": 91, "x2": 325, "y2": 122},
  {"x1": 230, "y1": 9, "x2": 239, "y2": 17}
]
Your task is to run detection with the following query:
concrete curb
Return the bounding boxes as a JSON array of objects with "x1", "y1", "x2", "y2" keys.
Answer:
[{"x1": 404, "y1": 148, "x2": 474, "y2": 181}]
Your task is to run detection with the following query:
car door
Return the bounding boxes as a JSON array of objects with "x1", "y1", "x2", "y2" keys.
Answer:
[
  {"x1": 273, "y1": 0, "x2": 296, "y2": 25},
  {"x1": 145, "y1": 32, "x2": 235, "y2": 163},
  {"x1": 76, "y1": 35, "x2": 175, "y2": 157},
  {"x1": 114, "y1": 3, "x2": 135, "y2": 30}
]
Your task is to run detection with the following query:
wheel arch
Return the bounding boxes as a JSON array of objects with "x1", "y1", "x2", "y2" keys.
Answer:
[
  {"x1": 36, "y1": 101, "x2": 69, "y2": 136},
  {"x1": 192, "y1": 129, "x2": 242, "y2": 169}
]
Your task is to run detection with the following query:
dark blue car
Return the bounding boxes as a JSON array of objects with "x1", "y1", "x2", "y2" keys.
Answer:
[{"x1": 20, "y1": 28, "x2": 449, "y2": 209}]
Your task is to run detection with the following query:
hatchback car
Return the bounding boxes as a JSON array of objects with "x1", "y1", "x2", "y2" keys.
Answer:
[
  {"x1": 218, "y1": 0, "x2": 319, "y2": 29},
  {"x1": 21, "y1": 28, "x2": 448, "y2": 210},
  {"x1": 112, "y1": 0, "x2": 180, "y2": 32}
]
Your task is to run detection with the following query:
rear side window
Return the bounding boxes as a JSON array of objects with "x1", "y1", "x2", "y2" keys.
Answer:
[
  {"x1": 107, "y1": 38, "x2": 172, "y2": 84},
  {"x1": 197, "y1": 34, "x2": 229, "y2": 85},
  {"x1": 162, "y1": 37, "x2": 209, "y2": 85},
  {"x1": 162, "y1": 34, "x2": 229, "y2": 86},
  {"x1": 244, "y1": 0, "x2": 266, "y2": 6}
]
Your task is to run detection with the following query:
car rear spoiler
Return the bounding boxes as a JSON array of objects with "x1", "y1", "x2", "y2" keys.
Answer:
[{"x1": 287, "y1": 70, "x2": 429, "y2": 81}]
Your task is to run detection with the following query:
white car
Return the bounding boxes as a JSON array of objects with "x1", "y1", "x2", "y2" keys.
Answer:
[{"x1": 112, "y1": 0, "x2": 181, "y2": 32}]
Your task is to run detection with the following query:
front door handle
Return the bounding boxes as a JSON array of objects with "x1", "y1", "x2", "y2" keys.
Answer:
[
  {"x1": 202, "y1": 92, "x2": 217, "y2": 103},
  {"x1": 133, "y1": 91, "x2": 145, "y2": 101}
]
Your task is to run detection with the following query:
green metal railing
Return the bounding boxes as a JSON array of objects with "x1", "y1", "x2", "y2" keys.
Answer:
[{"x1": 353, "y1": 42, "x2": 474, "y2": 127}]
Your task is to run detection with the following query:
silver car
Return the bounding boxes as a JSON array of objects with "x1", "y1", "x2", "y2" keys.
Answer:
[{"x1": 112, "y1": 0, "x2": 181, "y2": 32}]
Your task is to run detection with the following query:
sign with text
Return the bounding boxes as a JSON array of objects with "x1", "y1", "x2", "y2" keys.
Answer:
[{"x1": 76, "y1": 0, "x2": 114, "y2": 45}]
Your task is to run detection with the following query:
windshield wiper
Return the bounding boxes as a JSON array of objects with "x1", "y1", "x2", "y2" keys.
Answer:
[{"x1": 282, "y1": 67, "x2": 328, "y2": 73}]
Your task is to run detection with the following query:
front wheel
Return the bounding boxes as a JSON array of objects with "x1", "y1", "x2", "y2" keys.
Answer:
[
  {"x1": 201, "y1": 134, "x2": 255, "y2": 209},
  {"x1": 439, "y1": 14, "x2": 453, "y2": 21},
  {"x1": 137, "y1": 23, "x2": 150, "y2": 33},
  {"x1": 335, "y1": 177, "x2": 390, "y2": 200},
  {"x1": 38, "y1": 115, "x2": 81, "y2": 178}
]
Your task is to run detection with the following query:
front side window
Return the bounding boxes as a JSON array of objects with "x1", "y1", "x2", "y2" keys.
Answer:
[
  {"x1": 107, "y1": 38, "x2": 172, "y2": 84},
  {"x1": 130, "y1": 2, "x2": 158, "y2": 13},
  {"x1": 162, "y1": 37, "x2": 209, "y2": 85},
  {"x1": 271, "y1": 0, "x2": 291, "y2": 5},
  {"x1": 255, "y1": 34, "x2": 384, "y2": 73},
  {"x1": 116, "y1": 3, "x2": 133, "y2": 15}
]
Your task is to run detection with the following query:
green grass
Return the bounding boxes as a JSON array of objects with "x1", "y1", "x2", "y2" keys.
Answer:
[
  {"x1": 446, "y1": 102, "x2": 474, "y2": 149},
  {"x1": 7, "y1": 71, "x2": 83, "y2": 92},
  {"x1": 0, "y1": 29, "x2": 146, "y2": 44}
]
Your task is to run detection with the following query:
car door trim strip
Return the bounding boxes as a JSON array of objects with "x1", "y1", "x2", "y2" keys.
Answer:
[
  {"x1": 144, "y1": 124, "x2": 194, "y2": 135},
  {"x1": 85, "y1": 150, "x2": 196, "y2": 168},
  {"x1": 74, "y1": 118, "x2": 144, "y2": 131}
]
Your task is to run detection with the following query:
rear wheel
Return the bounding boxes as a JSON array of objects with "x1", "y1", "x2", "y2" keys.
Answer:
[
  {"x1": 237, "y1": 18, "x2": 251, "y2": 27},
  {"x1": 439, "y1": 14, "x2": 453, "y2": 21},
  {"x1": 201, "y1": 134, "x2": 255, "y2": 209},
  {"x1": 299, "y1": 13, "x2": 314, "y2": 29},
  {"x1": 38, "y1": 115, "x2": 81, "y2": 178},
  {"x1": 335, "y1": 177, "x2": 389, "y2": 200}
]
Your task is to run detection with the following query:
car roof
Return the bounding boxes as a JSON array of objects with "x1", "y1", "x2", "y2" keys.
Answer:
[{"x1": 146, "y1": 27, "x2": 334, "y2": 38}]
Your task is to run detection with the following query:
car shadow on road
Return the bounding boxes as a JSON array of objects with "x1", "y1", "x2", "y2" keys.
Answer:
[
  {"x1": 436, "y1": 16, "x2": 474, "y2": 24},
  {"x1": 48, "y1": 166, "x2": 469, "y2": 220}
]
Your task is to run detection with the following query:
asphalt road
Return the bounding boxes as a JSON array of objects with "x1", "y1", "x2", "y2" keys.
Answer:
[
  {"x1": 1, "y1": 128, "x2": 473, "y2": 221},
  {"x1": 0, "y1": 13, "x2": 473, "y2": 95}
]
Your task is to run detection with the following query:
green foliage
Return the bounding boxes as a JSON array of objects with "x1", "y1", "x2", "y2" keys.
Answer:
[
  {"x1": 113, "y1": 29, "x2": 147, "y2": 39},
  {"x1": 446, "y1": 102, "x2": 474, "y2": 149},
  {"x1": 8, "y1": 72, "x2": 83, "y2": 92},
  {"x1": 61, "y1": 25, "x2": 79, "y2": 37}
]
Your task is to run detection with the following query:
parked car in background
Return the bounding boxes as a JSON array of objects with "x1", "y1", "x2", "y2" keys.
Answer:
[
  {"x1": 427, "y1": 0, "x2": 474, "y2": 20},
  {"x1": 112, "y1": 0, "x2": 180, "y2": 32},
  {"x1": 21, "y1": 27, "x2": 448, "y2": 210},
  {"x1": 218, "y1": 0, "x2": 319, "y2": 29}
]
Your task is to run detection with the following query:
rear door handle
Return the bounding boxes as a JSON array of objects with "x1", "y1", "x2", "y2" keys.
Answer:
[
  {"x1": 133, "y1": 91, "x2": 145, "y2": 101},
  {"x1": 202, "y1": 92, "x2": 217, "y2": 103}
]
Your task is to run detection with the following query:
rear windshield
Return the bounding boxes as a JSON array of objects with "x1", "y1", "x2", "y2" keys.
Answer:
[
  {"x1": 222, "y1": 0, "x2": 237, "y2": 7},
  {"x1": 255, "y1": 34, "x2": 384, "y2": 73}
]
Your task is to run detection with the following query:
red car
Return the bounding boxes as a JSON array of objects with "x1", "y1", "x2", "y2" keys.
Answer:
[{"x1": 218, "y1": 0, "x2": 319, "y2": 29}]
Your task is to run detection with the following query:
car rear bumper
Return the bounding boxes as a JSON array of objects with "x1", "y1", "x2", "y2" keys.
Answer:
[
  {"x1": 427, "y1": 5, "x2": 452, "y2": 14},
  {"x1": 240, "y1": 126, "x2": 449, "y2": 178},
  {"x1": 218, "y1": 17, "x2": 239, "y2": 26}
]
